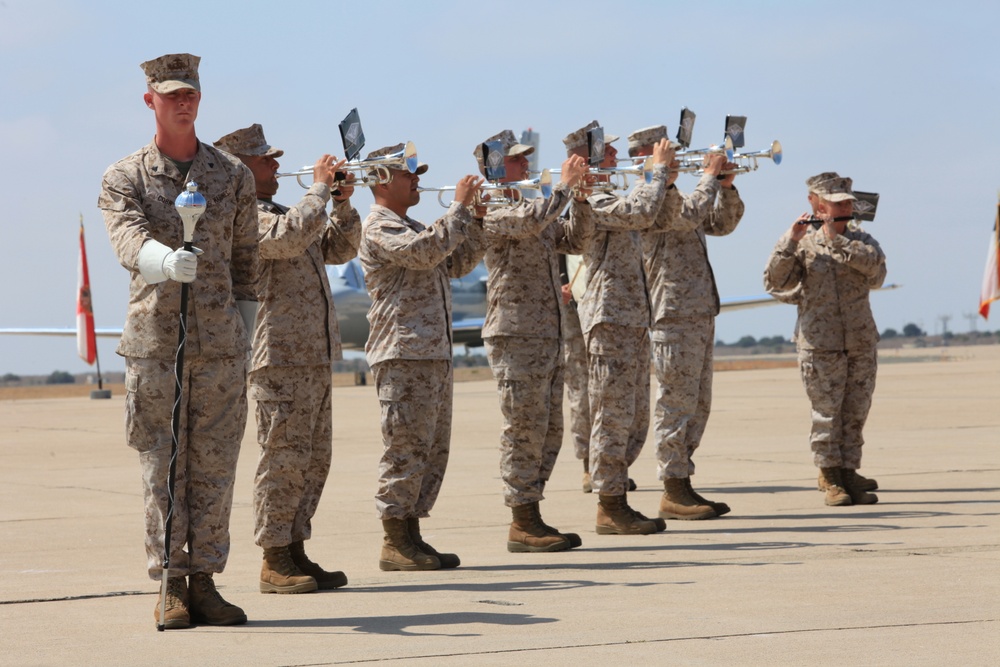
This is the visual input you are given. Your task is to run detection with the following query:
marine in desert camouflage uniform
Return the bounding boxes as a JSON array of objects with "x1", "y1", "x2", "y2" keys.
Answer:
[
  {"x1": 360, "y1": 145, "x2": 484, "y2": 570},
  {"x1": 633, "y1": 125, "x2": 745, "y2": 521},
  {"x1": 214, "y1": 124, "x2": 360, "y2": 594},
  {"x1": 764, "y1": 172, "x2": 886, "y2": 507},
  {"x1": 558, "y1": 255, "x2": 592, "y2": 488},
  {"x1": 474, "y1": 130, "x2": 591, "y2": 553},
  {"x1": 566, "y1": 121, "x2": 673, "y2": 535},
  {"x1": 99, "y1": 54, "x2": 256, "y2": 629}
]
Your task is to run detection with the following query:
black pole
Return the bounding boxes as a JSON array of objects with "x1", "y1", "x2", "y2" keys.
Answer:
[
  {"x1": 95, "y1": 349, "x2": 104, "y2": 391},
  {"x1": 157, "y1": 242, "x2": 191, "y2": 631}
]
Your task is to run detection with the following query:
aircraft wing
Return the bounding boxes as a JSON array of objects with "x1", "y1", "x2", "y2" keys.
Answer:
[
  {"x1": 0, "y1": 257, "x2": 898, "y2": 353},
  {"x1": 719, "y1": 283, "x2": 901, "y2": 313},
  {"x1": 0, "y1": 327, "x2": 123, "y2": 337},
  {"x1": 452, "y1": 318, "x2": 486, "y2": 348},
  {"x1": 719, "y1": 295, "x2": 782, "y2": 312}
]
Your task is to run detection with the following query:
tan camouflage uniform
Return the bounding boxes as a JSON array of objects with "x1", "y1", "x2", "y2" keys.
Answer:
[
  {"x1": 644, "y1": 174, "x2": 745, "y2": 479},
  {"x1": 764, "y1": 226, "x2": 886, "y2": 469},
  {"x1": 248, "y1": 185, "x2": 360, "y2": 549},
  {"x1": 361, "y1": 202, "x2": 484, "y2": 519},
  {"x1": 573, "y1": 164, "x2": 669, "y2": 495},
  {"x1": 482, "y1": 185, "x2": 593, "y2": 507},
  {"x1": 560, "y1": 275, "x2": 591, "y2": 462},
  {"x1": 100, "y1": 140, "x2": 258, "y2": 579}
]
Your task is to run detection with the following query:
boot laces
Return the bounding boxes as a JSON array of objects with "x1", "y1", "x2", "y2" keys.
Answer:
[
  {"x1": 276, "y1": 549, "x2": 303, "y2": 575},
  {"x1": 192, "y1": 573, "x2": 227, "y2": 606}
]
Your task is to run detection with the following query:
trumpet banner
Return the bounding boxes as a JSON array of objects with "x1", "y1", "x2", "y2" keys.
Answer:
[
  {"x1": 77, "y1": 219, "x2": 97, "y2": 365},
  {"x1": 980, "y1": 201, "x2": 1000, "y2": 320}
]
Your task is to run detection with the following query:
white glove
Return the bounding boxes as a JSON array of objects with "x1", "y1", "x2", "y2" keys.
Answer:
[
  {"x1": 163, "y1": 247, "x2": 199, "y2": 283},
  {"x1": 137, "y1": 240, "x2": 203, "y2": 284}
]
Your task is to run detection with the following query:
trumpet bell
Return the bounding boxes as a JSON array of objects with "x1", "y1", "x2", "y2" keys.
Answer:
[
  {"x1": 402, "y1": 141, "x2": 418, "y2": 174},
  {"x1": 771, "y1": 140, "x2": 783, "y2": 165},
  {"x1": 538, "y1": 169, "x2": 553, "y2": 199}
]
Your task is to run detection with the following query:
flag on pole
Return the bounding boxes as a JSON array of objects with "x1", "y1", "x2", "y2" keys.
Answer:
[
  {"x1": 77, "y1": 215, "x2": 97, "y2": 364},
  {"x1": 980, "y1": 199, "x2": 1000, "y2": 320}
]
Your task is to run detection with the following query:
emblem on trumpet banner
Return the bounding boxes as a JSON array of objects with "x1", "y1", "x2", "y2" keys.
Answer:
[
  {"x1": 678, "y1": 108, "x2": 696, "y2": 148},
  {"x1": 587, "y1": 127, "x2": 605, "y2": 167},
  {"x1": 339, "y1": 108, "x2": 365, "y2": 161},
  {"x1": 852, "y1": 191, "x2": 880, "y2": 222},
  {"x1": 725, "y1": 115, "x2": 747, "y2": 149},
  {"x1": 482, "y1": 141, "x2": 506, "y2": 182}
]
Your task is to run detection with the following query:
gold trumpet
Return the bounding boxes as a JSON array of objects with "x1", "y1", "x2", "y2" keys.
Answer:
[
  {"x1": 419, "y1": 170, "x2": 554, "y2": 208},
  {"x1": 276, "y1": 141, "x2": 418, "y2": 188}
]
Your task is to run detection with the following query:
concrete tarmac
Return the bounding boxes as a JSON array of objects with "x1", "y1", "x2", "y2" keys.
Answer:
[{"x1": 1, "y1": 346, "x2": 998, "y2": 666}]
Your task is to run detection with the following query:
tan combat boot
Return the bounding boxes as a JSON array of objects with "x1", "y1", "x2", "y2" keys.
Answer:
[
  {"x1": 819, "y1": 467, "x2": 853, "y2": 506},
  {"x1": 625, "y1": 493, "x2": 667, "y2": 532},
  {"x1": 153, "y1": 576, "x2": 190, "y2": 630},
  {"x1": 508, "y1": 503, "x2": 572, "y2": 553},
  {"x1": 842, "y1": 469, "x2": 879, "y2": 505},
  {"x1": 818, "y1": 469, "x2": 878, "y2": 492},
  {"x1": 188, "y1": 572, "x2": 247, "y2": 625},
  {"x1": 260, "y1": 546, "x2": 318, "y2": 594},
  {"x1": 596, "y1": 494, "x2": 658, "y2": 535},
  {"x1": 379, "y1": 518, "x2": 441, "y2": 571},
  {"x1": 406, "y1": 518, "x2": 461, "y2": 568},
  {"x1": 530, "y1": 502, "x2": 583, "y2": 548},
  {"x1": 658, "y1": 477, "x2": 717, "y2": 520},
  {"x1": 582, "y1": 459, "x2": 592, "y2": 493},
  {"x1": 289, "y1": 540, "x2": 348, "y2": 590},
  {"x1": 686, "y1": 478, "x2": 731, "y2": 517}
]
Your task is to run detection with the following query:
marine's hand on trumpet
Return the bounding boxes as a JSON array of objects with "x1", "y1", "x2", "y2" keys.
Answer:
[
  {"x1": 574, "y1": 172, "x2": 596, "y2": 201},
  {"x1": 559, "y1": 155, "x2": 589, "y2": 189},
  {"x1": 454, "y1": 175, "x2": 485, "y2": 208},
  {"x1": 666, "y1": 158, "x2": 681, "y2": 187},
  {"x1": 473, "y1": 192, "x2": 491, "y2": 219},
  {"x1": 700, "y1": 154, "x2": 738, "y2": 188},
  {"x1": 333, "y1": 171, "x2": 356, "y2": 202},
  {"x1": 652, "y1": 138, "x2": 676, "y2": 168},
  {"x1": 313, "y1": 154, "x2": 348, "y2": 189}
]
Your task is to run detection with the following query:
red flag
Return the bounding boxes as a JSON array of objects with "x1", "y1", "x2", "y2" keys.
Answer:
[
  {"x1": 77, "y1": 217, "x2": 97, "y2": 364},
  {"x1": 980, "y1": 200, "x2": 1000, "y2": 320}
]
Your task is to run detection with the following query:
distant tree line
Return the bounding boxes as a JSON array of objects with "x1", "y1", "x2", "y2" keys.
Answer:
[{"x1": 716, "y1": 322, "x2": 1000, "y2": 348}]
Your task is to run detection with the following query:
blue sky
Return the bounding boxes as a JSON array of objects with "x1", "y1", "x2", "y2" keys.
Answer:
[{"x1": 2, "y1": 0, "x2": 999, "y2": 375}]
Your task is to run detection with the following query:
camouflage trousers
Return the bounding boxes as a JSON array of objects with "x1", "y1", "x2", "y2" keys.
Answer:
[
  {"x1": 485, "y1": 336, "x2": 564, "y2": 507},
  {"x1": 372, "y1": 359, "x2": 453, "y2": 520},
  {"x1": 249, "y1": 365, "x2": 332, "y2": 549},
  {"x1": 562, "y1": 304, "x2": 591, "y2": 461},
  {"x1": 585, "y1": 323, "x2": 650, "y2": 496},
  {"x1": 651, "y1": 316, "x2": 715, "y2": 479},
  {"x1": 125, "y1": 355, "x2": 247, "y2": 580},
  {"x1": 798, "y1": 347, "x2": 878, "y2": 469}
]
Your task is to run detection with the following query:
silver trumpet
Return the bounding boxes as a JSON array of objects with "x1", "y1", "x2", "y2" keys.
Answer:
[
  {"x1": 419, "y1": 170, "x2": 553, "y2": 208},
  {"x1": 673, "y1": 136, "x2": 737, "y2": 173},
  {"x1": 727, "y1": 139, "x2": 783, "y2": 174},
  {"x1": 276, "y1": 141, "x2": 418, "y2": 189},
  {"x1": 547, "y1": 157, "x2": 656, "y2": 195},
  {"x1": 675, "y1": 139, "x2": 782, "y2": 175}
]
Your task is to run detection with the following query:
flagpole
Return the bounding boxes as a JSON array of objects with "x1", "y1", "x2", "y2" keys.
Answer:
[{"x1": 79, "y1": 213, "x2": 112, "y2": 399}]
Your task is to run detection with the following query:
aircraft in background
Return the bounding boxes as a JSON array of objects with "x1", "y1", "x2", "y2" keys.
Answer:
[{"x1": 0, "y1": 258, "x2": 807, "y2": 352}]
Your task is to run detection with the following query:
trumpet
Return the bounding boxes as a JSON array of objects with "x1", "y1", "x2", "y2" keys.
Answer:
[
  {"x1": 727, "y1": 139, "x2": 782, "y2": 173},
  {"x1": 276, "y1": 141, "x2": 418, "y2": 189},
  {"x1": 419, "y1": 170, "x2": 554, "y2": 208},
  {"x1": 673, "y1": 136, "x2": 737, "y2": 173},
  {"x1": 546, "y1": 157, "x2": 656, "y2": 195},
  {"x1": 675, "y1": 139, "x2": 782, "y2": 175}
]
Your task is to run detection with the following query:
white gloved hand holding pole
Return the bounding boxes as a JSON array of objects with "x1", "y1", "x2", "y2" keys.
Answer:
[{"x1": 138, "y1": 240, "x2": 203, "y2": 284}]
